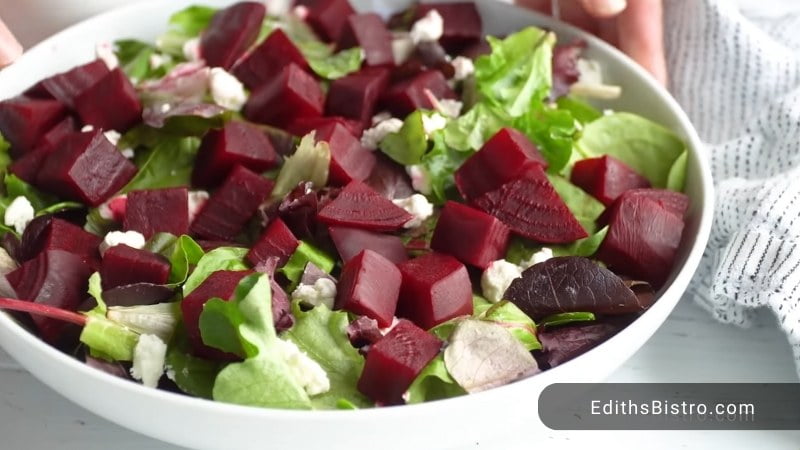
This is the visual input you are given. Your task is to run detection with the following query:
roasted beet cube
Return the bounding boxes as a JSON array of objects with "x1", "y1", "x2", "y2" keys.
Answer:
[
  {"x1": 431, "y1": 201, "x2": 510, "y2": 269},
  {"x1": 37, "y1": 130, "x2": 137, "y2": 206},
  {"x1": 40, "y1": 59, "x2": 110, "y2": 108},
  {"x1": 244, "y1": 63, "x2": 325, "y2": 129},
  {"x1": 598, "y1": 188, "x2": 690, "y2": 227},
  {"x1": 100, "y1": 244, "x2": 171, "y2": 290},
  {"x1": 18, "y1": 216, "x2": 102, "y2": 267},
  {"x1": 329, "y1": 226, "x2": 408, "y2": 264},
  {"x1": 9, "y1": 145, "x2": 55, "y2": 184},
  {"x1": 190, "y1": 165, "x2": 274, "y2": 241},
  {"x1": 397, "y1": 252, "x2": 473, "y2": 329},
  {"x1": 317, "y1": 181, "x2": 412, "y2": 232},
  {"x1": 246, "y1": 218, "x2": 299, "y2": 268},
  {"x1": 473, "y1": 164, "x2": 588, "y2": 244},
  {"x1": 357, "y1": 319, "x2": 442, "y2": 404},
  {"x1": 295, "y1": 0, "x2": 356, "y2": 42},
  {"x1": 200, "y1": 2, "x2": 266, "y2": 69},
  {"x1": 325, "y1": 67, "x2": 390, "y2": 127},
  {"x1": 381, "y1": 70, "x2": 457, "y2": 118},
  {"x1": 74, "y1": 68, "x2": 142, "y2": 132},
  {"x1": 36, "y1": 116, "x2": 79, "y2": 151},
  {"x1": 286, "y1": 116, "x2": 364, "y2": 138},
  {"x1": 6, "y1": 250, "x2": 92, "y2": 344},
  {"x1": 338, "y1": 13, "x2": 393, "y2": 67},
  {"x1": 336, "y1": 250, "x2": 401, "y2": 327},
  {"x1": 455, "y1": 128, "x2": 547, "y2": 201},
  {"x1": 314, "y1": 122, "x2": 376, "y2": 185},
  {"x1": 123, "y1": 188, "x2": 190, "y2": 239},
  {"x1": 193, "y1": 121, "x2": 279, "y2": 188},
  {"x1": 597, "y1": 191, "x2": 686, "y2": 288},
  {"x1": 0, "y1": 97, "x2": 66, "y2": 155},
  {"x1": 571, "y1": 155, "x2": 651, "y2": 206},
  {"x1": 415, "y1": 3, "x2": 483, "y2": 53},
  {"x1": 233, "y1": 29, "x2": 310, "y2": 89}
]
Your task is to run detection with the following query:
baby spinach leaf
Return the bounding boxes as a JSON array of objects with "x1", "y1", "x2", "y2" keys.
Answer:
[
  {"x1": 280, "y1": 241, "x2": 335, "y2": 291},
  {"x1": 147, "y1": 233, "x2": 206, "y2": 286},
  {"x1": 165, "y1": 336, "x2": 220, "y2": 399},
  {"x1": 157, "y1": 5, "x2": 217, "y2": 56},
  {"x1": 5, "y1": 174, "x2": 59, "y2": 211},
  {"x1": 547, "y1": 174, "x2": 604, "y2": 235},
  {"x1": 556, "y1": 96, "x2": 602, "y2": 124},
  {"x1": 380, "y1": 110, "x2": 428, "y2": 165},
  {"x1": 122, "y1": 136, "x2": 200, "y2": 193},
  {"x1": 539, "y1": 312, "x2": 596, "y2": 328}
]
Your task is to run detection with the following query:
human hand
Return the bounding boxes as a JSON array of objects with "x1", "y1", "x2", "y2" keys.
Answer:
[
  {"x1": 0, "y1": 16, "x2": 22, "y2": 68},
  {"x1": 518, "y1": 0, "x2": 667, "y2": 86}
]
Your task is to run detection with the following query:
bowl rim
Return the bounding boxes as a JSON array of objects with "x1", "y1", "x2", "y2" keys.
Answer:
[{"x1": 0, "y1": 0, "x2": 714, "y2": 422}]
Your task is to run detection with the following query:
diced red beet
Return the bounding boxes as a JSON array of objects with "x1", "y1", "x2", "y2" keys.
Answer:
[
  {"x1": 233, "y1": 29, "x2": 310, "y2": 90},
  {"x1": 431, "y1": 201, "x2": 510, "y2": 269},
  {"x1": 36, "y1": 130, "x2": 138, "y2": 206},
  {"x1": 459, "y1": 39, "x2": 491, "y2": 60},
  {"x1": 74, "y1": 68, "x2": 142, "y2": 132},
  {"x1": 295, "y1": 0, "x2": 356, "y2": 42},
  {"x1": 455, "y1": 127, "x2": 548, "y2": 201},
  {"x1": 18, "y1": 216, "x2": 102, "y2": 268},
  {"x1": 200, "y1": 2, "x2": 266, "y2": 69},
  {"x1": 473, "y1": 164, "x2": 588, "y2": 244},
  {"x1": 329, "y1": 226, "x2": 408, "y2": 264},
  {"x1": 597, "y1": 192, "x2": 686, "y2": 288},
  {"x1": 317, "y1": 181, "x2": 412, "y2": 232},
  {"x1": 9, "y1": 145, "x2": 57, "y2": 184},
  {"x1": 6, "y1": 250, "x2": 92, "y2": 344},
  {"x1": 336, "y1": 250, "x2": 401, "y2": 327},
  {"x1": 181, "y1": 270, "x2": 253, "y2": 359},
  {"x1": 108, "y1": 196, "x2": 128, "y2": 223},
  {"x1": 190, "y1": 165, "x2": 274, "y2": 241},
  {"x1": 381, "y1": 70, "x2": 457, "y2": 118},
  {"x1": 23, "y1": 81, "x2": 54, "y2": 100},
  {"x1": 0, "y1": 97, "x2": 67, "y2": 155},
  {"x1": 35, "y1": 116, "x2": 79, "y2": 151},
  {"x1": 325, "y1": 67, "x2": 390, "y2": 127},
  {"x1": 357, "y1": 319, "x2": 442, "y2": 404},
  {"x1": 397, "y1": 252, "x2": 473, "y2": 329},
  {"x1": 243, "y1": 63, "x2": 325, "y2": 129},
  {"x1": 286, "y1": 116, "x2": 364, "y2": 138},
  {"x1": 415, "y1": 3, "x2": 483, "y2": 53},
  {"x1": 314, "y1": 122, "x2": 376, "y2": 185},
  {"x1": 246, "y1": 218, "x2": 299, "y2": 268},
  {"x1": 100, "y1": 244, "x2": 171, "y2": 290},
  {"x1": 337, "y1": 13, "x2": 393, "y2": 67},
  {"x1": 193, "y1": 121, "x2": 279, "y2": 188},
  {"x1": 123, "y1": 188, "x2": 190, "y2": 239},
  {"x1": 598, "y1": 188, "x2": 691, "y2": 227},
  {"x1": 40, "y1": 60, "x2": 110, "y2": 109},
  {"x1": 570, "y1": 155, "x2": 651, "y2": 206}
]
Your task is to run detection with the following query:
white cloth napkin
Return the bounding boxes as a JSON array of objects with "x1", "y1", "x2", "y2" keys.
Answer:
[{"x1": 665, "y1": 0, "x2": 800, "y2": 374}]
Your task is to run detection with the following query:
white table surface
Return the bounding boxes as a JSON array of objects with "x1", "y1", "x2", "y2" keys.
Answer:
[{"x1": 2, "y1": 298, "x2": 799, "y2": 450}]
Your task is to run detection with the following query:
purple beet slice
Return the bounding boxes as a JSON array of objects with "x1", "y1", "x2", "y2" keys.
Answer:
[
  {"x1": 597, "y1": 193, "x2": 686, "y2": 288},
  {"x1": 102, "y1": 283, "x2": 176, "y2": 307},
  {"x1": 36, "y1": 130, "x2": 138, "y2": 206},
  {"x1": 317, "y1": 181, "x2": 412, "y2": 232},
  {"x1": 100, "y1": 244, "x2": 171, "y2": 290},
  {"x1": 232, "y1": 29, "x2": 310, "y2": 90},
  {"x1": 504, "y1": 256, "x2": 650, "y2": 320},
  {"x1": 314, "y1": 122, "x2": 376, "y2": 185},
  {"x1": 243, "y1": 63, "x2": 325, "y2": 129},
  {"x1": 295, "y1": 0, "x2": 356, "y2": 42},
  {"x1": 200, "y1": 2, "x2": 266, "y2": 70},
  {"x1": 397, "y1": 252, "x2": 473, "y2": 329},
  {"x1": 73, "y1": 68, "x2": 143, "y2": 132},
  {"x1": 329, "y1": 226, "x2": 408, "y2": 264},
  {"x1": 6, "y1": 250, "x2": 92, "y2": 344},
  {"x1": 190, "y1": 165, "x2": 274, "y2": 241},
  {"x1": 192, "y1": 121, "x2": 279, "y2": 188},
  {"x1": 431, "y1": 201, "x2": 510, "y2": 270},
  {"x1": 286, "y1": 116, "x2": 364, "y2": 139},
  {"x1": 336, "y1": 249, "x2": 402, "y2": 327},
  {"x1": 123, "y1": 188, "x2": 190, "y2": 239},
  {"x1": 357, "y1": 319, "x2": 442, "y2": 404},
  {"x1": 570, "y1": 155, "x2": 651, "y2": 206},
  {"x1": 536, "y1": 322, "x2": 620, "y2": 369},
  {"x1": 472, "y1": 164, "x2": 588, "y2": 244},
  {"x1": 381, "y1": 70, "x2": 457, "y2": 118},
  {"x1": 455, "y1": 127, "x2": 548, "y2": 202},
  {"x1": 415, "y1": 3, "x2": 483, "y2": 53},
  {"x1": 0, "y1": 97, "x2": 67, "y2": 154},
  {"x1": 18, "y1": 216, "x2": 102, "y2": 267},
  {"x1": 246, "y1": 218, "x2": 299, "y2": 268},
  {"x1": 597, "y1": 188, "x2": 690, "y2": 227},
  {"x1": 40, "y1": 59, "x2": 110, "y2": 109},
  {"x1": 337, "y1": 13, "x2": 393, "y2": 67},
  {"x1": 325, "y1": 67, "x2": 390, "y2": 127}
]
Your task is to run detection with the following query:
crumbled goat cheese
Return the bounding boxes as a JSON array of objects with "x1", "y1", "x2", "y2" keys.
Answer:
[
  {"x1": 81, "y1": 125, "x2": 95, "y2": 133},
  {"x1": 292, "y1": 5, "x2": 309, "y2": 20},
  {"x1": 570, "y1": 58, "x2": 622, "y2": 99},
  {"x1": 391, "y1": 32, "x2": 415, "y2": 65},
  {"x1": 410, "y1": 10, "x2": 444, "y2": 44},
  {"x1": 481, "y1": 260, "x2": 523, "y2": 303},
  {"x1": 103, "y1": 130, "x2": 121, "y2": 146},
  {"x1": 291, "y1": 278, "x2": 337, "y2": 310},
  {"x1": 98, "y1": 195, "x2": 127, "y2": 221},
  {"x1": 372, "y1": 112, "x2": 392, "y2": 125},
  {"x1": 265, "y1": 0, "x2": 292, "y2": 16},
  {"x1": 149, "y1": 53, "x2": 167, "y2": 69},
  {"x1": 209, "y1": 68, "x2": 247, "y2": 111},
  {"x1": 4, "y1": 197, "x2": 34, "y2": 234},
  {"x1": 96, "y1": 42, "x2": 119, "y2": 70},
  {"x1": 393, "y1": 194, "x2": 434, "y2": 229},
  {"x1": 187, "y1": 191, "x2": 210, "y2": 223},
  {"x1": 182, "y1": 37, "x2": 202, "y2": 62},
  {"x1": 121, "y1": 148, "x2": 135, "y2": 159},
  {"x1": 422, "y1": 112, "x2": 448, "y2": 135},
  {"x1": 130, "y1": 334, "x2": 167, "y2": 388},
  {"x1": 406, "y1": 165, "x2": 432, "y2": 195},
  {"x1": 380, "y1": 317, "x2": 401, "y2": 336},
  {"x1": 521, "y1": 247, "x2": 554, "y2": 269},
  {"x1": 276, "y1": 339, "x2": 330, "y2": 396},
  {"x1": 361, "y1": 117, "x2": 404, "y2": 150},
  {"x1": 435, "y1": 99, "x2": 463, "y2": 118},
  {"x1": 451, "y1": 56, "x2": 475, "y2": 81},
  {"x1": 100, "y1": 230, "x2": 146, "y2": 255}
]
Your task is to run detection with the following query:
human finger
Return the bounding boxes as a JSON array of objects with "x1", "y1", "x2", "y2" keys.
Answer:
[
  {"x1": 0, "y1": 17, "x2": 22, "y2": 67},
  {"x1": 578, "y1": 0, "x2": 628, "y2": 19},
  {"x1": 615, "y1": 0, "x2": 667, "y2": 85}
]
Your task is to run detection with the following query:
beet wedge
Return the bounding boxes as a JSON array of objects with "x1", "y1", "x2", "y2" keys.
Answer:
[
  {"x1": 317, "y1": 181, "x2": 412, "y2": 232},
  {"x1": 246, "y1": 218, "x2": 299, "y2": 268},
  {"x1": 570, "y1": 155, "x2": 651, "y2": 206},
  {"x1": 74, "y1": 68, "x2": 142, "y2": 132},
  {"x1": 244, "y1": 63, "x2": 325, "y2": 129},
  {"x1": 40, "y1": 59, "x2": 110, "y2": 109},
  {"x1": 336, "y1": 249, "x2": 402, "y2": 327},
  {"x1": 200, "y1": 2, "x2": 266, "y2": 69},
  {"x1": 431, "y1": 201, "x2": 510, "y2": 270},
  {"x1": 325, "y1": 67, "x2": 390, "y2": 127},
  {"x1": 597, "y1": 188, "x2": 690, "y2": 227},
  {"x1": 123, "y1": 188, "x2": 190, "y2": 239},
  {"x1": 192, "y1": 121, "x2": 279, "y2": 188},
  {"x1": 0, "y1": 97, "x2": 67, "y2": 155},
  {"x1": 337, "y1": 13, "x2": 393, "y2": 67},
  {"x1": 397, "y1": 252, "x2": 473, "y2": 329},
  {"x1": 100, "y1": 244, "x2": 171, "y2": 290},
  {"x1": 233, "y1": 29, "x2": 310, "y2": 90}
]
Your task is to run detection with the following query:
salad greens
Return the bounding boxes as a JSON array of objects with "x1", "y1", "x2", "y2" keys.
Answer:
[
  {"x1": 183, "y1": 247, "x2": 249, "y2": 295},
  {"x1": 380, "y1": 111, "x2": 428, "y2": 165},
  {"x1": 280, "y1": 241, "x2": 335, "y2": 290}
]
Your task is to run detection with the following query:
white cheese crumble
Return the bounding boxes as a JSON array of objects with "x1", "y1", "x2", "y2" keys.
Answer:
[
  {"x1": 121, "y1": 148, "x2": 135, "y2": 159},
  {"x1": 380, "y1": 317, "x2": 400, "y2": 336},
  {"x1": 149, "y1": 53, "x2": 167, "y2": 70},
  {"x1": 209, "y1": 67, "x2": 247, "y2": 111},
  {"x1": 100, "y1": 230, "x2": 146, "y2": 255},
  {"x1": 292, "y1": 5, "x2": 309, "y2": 20},
  {"x1": 130, "y1": 334, "x2": 167, "y2": 388},
  {"x1": 371, "y1": 112, "x2": 392, "y2": 125},
  {"x1": 570, "y1": 58, "x2": 622, "y2": 100},
  {"x1": 265, "y1": 0, "x2": 292, "y2": 16},
  {"x1": 4, "y1": 196, "x2": 34, "y2": 234},
  {"x1": 187, "y1": 190, "x2": 210, "y2": 223},
  {"x1": 392, "y1": 194, "x2": 434, "y2": 229},
  {"x1": 421, "y1": 112, "x2": 447, "y2": 136},
  {"x1": 182, "y1": 37, "x2": 202, "y2": 62},
  {"x1": 103, "y1": 130, "x2": 121, "y2": 146},
  {"x1": 276, "y1": 338, "x2": 330, "y2": 396},
  {"x1": 481, "y1": 260, "x2": 523, "y2": 303},
  {"x1": 406, "y1": 165, "x2": 431, "y2": 195},
  {"x1": 521, "y1": 247, "x2": 554, "y2": 269},
  {"x1": 410, "y1": 9, "x2": 444, "y2": 44},
  {"x1": 435, "y1": 99, "x2": 463, "y2": 118},
  {"x1": 291, "y1": 278, "x2": 337, "y2": 310},
  {"x1": 81, "y1": 125, "x2": 94, "y2": 133},
  {"x1": 361, "y1": 117, "x2": 404, "y2": 150},
  {"x1": 391, "y1": 32, "x2": 415, "y2": 65},
  {"x1": 451, "y1": 56, "x2": 475, "y2": 81},
  {"x1": 95, "y1": 42, "x2": 119, "y2": 70}
]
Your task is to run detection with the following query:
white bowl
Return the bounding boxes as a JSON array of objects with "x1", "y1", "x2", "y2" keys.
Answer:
[{"x1": 0, "y1": 1, "x2": 714, "y2": 449}]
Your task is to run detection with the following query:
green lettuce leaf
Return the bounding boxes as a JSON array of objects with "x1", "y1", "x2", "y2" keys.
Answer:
[
  {"x1": 80, "y1": 274, "x2": 138, "y2": 362},
  {"x1": 84, "y1": 208, "x2": 118, "y2": 236},
  {"x1": 114, "y1": 39, "x2": 173, "y2": 82},
  {"x1": 556, "y1": 96, "x2": 603, "y2": 125},
  {"x1": 419, "y1": 132, "x2": 472, "y2": 205},
  {"x1": 379, "y1": 110, "x2": 428, "y2": 165},
  {"x1": 538, "y1": 312, "x2": 596, "y2": 328},
  {"x1": 0, "y1": 132, "x2": 10, "y2": 174},
  {"x1": 547, "y1": 174, "x2": 605, "y2": 235},
  {"x1": 479, "y1": 301, "x2": 541, "y2": 351},
  {"x1": 306, "y1": 47, "x2": 364, "y2": 80},
  {"x1": 157, "y1": 5, "x2": 217, "y2": 56},
  {"x1": 165, "y1": 331, "x2": 221, "y2": 400},
  {"x1": 147, "y1": 233, "x2": 205, "y2": 285},
  {"x1": 122, "y1": 136, "x2": 200, "y2": 193},
  {"x1": 406, "y1": 355, "x2": 466, "y2": 404},
  {"x1": 444, "y1": 102, "x2": 510, "y2": 152},
  {"x1": 35, "y1": 202, "x2": 84, "y2": 217},
  {"x1": 5, "y1": 173, "x2": 58, "y2": 211},
  {"x1": 182, "y1": 247, "x2": 249, "y2": 295},
  {"x1": 515, "y1": 106, "x2": 578, "y2": 174},
  {"x1": 558, "y1": 226, "x2": 609, "y2": 258},
  {"x1": 280, "y1": 241, "x2": 335, "y2": 291},
  {"x1": 272, "y1": 133, "x2": 331, "y2": 200}
]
